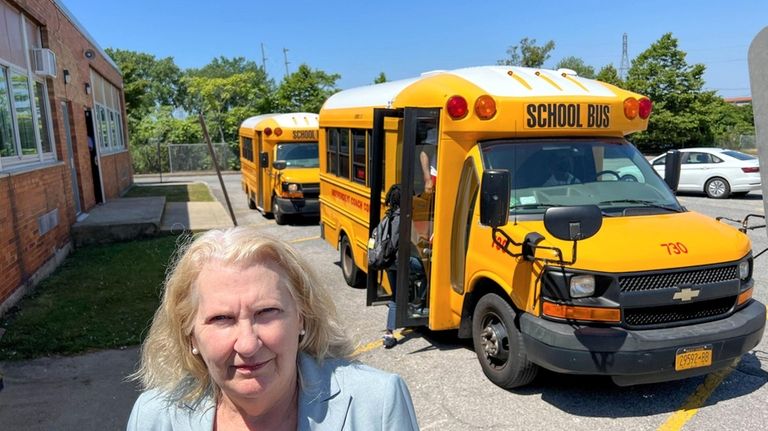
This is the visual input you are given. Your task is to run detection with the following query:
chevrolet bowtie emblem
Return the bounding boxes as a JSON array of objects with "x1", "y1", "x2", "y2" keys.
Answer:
[{"x1": 673, "y1": 287, "x2": 700, "y2": 302}]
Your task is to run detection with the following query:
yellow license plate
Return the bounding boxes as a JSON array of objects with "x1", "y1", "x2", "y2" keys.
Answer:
[{"x1": 675, "y1": 345, "x2": 713, "y2": 371}]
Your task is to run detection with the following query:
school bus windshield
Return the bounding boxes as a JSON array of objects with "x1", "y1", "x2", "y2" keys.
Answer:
[
  {"x1": 480, "y1": 138, "x2": 682, "y2": 216},
  {"x1": 276, "y1": 142, "x2": 319, "y2": 168}
]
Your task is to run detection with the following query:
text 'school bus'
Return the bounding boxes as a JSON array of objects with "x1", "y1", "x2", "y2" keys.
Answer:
[
  {"x1": 318, "y1": 66, "x2": 765, "y2": 388},
  {"x1": 239, "y1": 113, "x2": 320, "y2": 225}
]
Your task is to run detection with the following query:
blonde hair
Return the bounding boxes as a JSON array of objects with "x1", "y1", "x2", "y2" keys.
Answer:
[{"x1": 132, "y1": 227, "x2": 355, "y2": 405}]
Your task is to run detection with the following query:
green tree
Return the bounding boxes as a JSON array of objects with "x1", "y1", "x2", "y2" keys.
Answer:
[
  {"x1": 498, "y1": 37, "x2": 556, "y2": 67},
  {"x1": 105, "y1": 48, "x2": 184, "y2": 119},
  {"x1": 625, "y1": 33, "x2": 714, "y2": 152},
  {"x1": 275, "y1": 64, "x2": 340, "y2": 113},
  {"x1": 595, "y1": 64, "x2": 624, "y2": 87},
  {"x1": 186, "y1": 56, "x2": 262, "y2": 79},
  {"x1": 374, "y1": 72, "x2": 387, "y2": 84},
  {"x1": 554, "y1": 56, "x2": 595, "y2": 78}
]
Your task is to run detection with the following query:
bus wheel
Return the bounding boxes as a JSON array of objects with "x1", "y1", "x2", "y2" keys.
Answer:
[
  {"x1": 340, "y1": 235, "x2": 363, "y2": 287},
  {"x1": 272, "y1": 196, "x2": 287, "y2": 225},
  {"x1": 247, "y1": 195, "x2": 257, "y2": 210},
  {"x1": 472, "y1": 293, "x2": 538, "y2": 389}
]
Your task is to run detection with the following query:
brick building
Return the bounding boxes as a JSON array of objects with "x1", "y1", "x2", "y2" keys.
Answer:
[{"x1": 1, "y1": 0, "x2": 132, "y2": 314}]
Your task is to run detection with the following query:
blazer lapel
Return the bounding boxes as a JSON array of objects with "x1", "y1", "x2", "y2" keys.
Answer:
[{"x1": 298, "y1": 353, "x2": 352, "y2": 431}]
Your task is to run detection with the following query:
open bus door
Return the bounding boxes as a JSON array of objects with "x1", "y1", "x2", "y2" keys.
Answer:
[{"x1": 367, "y1": 107, "x2": 439, "y2": 328}]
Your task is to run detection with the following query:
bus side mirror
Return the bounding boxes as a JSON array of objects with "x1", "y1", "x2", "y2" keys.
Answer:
[
  {"x1": 663, "y1": 150, "x2": 682, "y2": 192},
  {"x1": 480, "y1": 170, "x2": 511, "y2": 228},
  {"x1": 543, "y1": 205, "x2": 602, "y2": 241},
  {"x1": 272, "y1": 160, "x2": 287, "y2": 170},
  {"x1": 260, "y1": 152, "x2": 269, "y2": 168}
]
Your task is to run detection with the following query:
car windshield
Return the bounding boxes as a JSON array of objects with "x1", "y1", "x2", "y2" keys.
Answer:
[
  {"x1": 722, "y1": 150, "x2": 756, "y2": 161},
  {"x1": 480, "y1": 138, "x2": 683, "y2": 216},
  {"x1": 276, "y1": 142, "x2": 319, "y2": 168}
]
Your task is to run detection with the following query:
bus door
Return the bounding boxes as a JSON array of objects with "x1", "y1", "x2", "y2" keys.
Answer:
[
  {"x1": 367, "y1": 107, "x2": 439, "y2": 328},
  {"x1": 256, "y1": 131, "x2": 267, "y2": 210}
]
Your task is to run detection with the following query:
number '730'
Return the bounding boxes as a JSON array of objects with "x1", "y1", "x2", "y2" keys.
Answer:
[{"x1": 660, "y1": 242, "x2": 688, "y2": 255}]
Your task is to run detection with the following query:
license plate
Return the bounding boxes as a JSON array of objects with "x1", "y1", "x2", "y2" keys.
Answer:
[{"x1": 675, "y1": 345, "x2": 713, "y2": 371}]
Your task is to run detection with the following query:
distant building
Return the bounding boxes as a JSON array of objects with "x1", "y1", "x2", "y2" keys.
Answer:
[
  {"x1": 1, "y1": 0, "x2": 133, "y2": 314},
  {"x1": 724, "y1": 97, "x2": 752, "y2": 106}
]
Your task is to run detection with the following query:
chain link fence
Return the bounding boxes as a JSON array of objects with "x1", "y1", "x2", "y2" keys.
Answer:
[
  {"x1": 714, "y1": 134, "x2": 757, "y2": 152},
  {"x1": 167, "y1": 143, "x2": 233, "y2": 173}
]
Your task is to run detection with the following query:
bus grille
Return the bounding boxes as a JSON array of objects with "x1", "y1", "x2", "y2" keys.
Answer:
[
  {"x1": 624, "y1": 296, "x2": 736, "y2": 327},
  {"x1": 618, "y1": 265, "x2": 737, "y2": 292},
  {"x1": 302, "y1": 183, "x2": 320, "y2": 199}
]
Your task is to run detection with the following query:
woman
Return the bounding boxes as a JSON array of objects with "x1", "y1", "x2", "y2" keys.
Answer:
[{"x1": 128, "y1": 227, "x2": 419, "y2": 430}]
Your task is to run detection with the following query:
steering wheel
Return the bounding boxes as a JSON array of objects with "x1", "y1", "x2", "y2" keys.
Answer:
[{"x1": 596, "y1": 170, "x2": 621, "y2": 181}]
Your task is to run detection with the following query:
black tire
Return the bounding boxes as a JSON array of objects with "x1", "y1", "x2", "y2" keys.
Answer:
[
  {"x1": 472, "y1": 293, "x2": 538, "y2": 389},
  {"x1": 247, "y1": 195, "x2": 257, "y2": 210},
  {"x1": 705, "y1": 177, "x2": 730, "y2": 199},
  {"x1": 340, "y1": 234, "x2": 363, "y2": 287},
  {"x1": 272, "y1": 196, "x2": 287, "y2": 225}
]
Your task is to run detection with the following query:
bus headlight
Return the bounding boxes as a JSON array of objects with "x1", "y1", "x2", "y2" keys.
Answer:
[
  {"x1": 570, "y1": 275, "x2": 595, "y2": 298},
  {"x1": 738, "y1": 260, "x2": 750, "y2": 281},
  {"x1": 283, "y1": 183, "x2": 300, "y2": 192}
]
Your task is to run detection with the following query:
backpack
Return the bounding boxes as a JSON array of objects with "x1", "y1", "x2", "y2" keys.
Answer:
[{"x1": 367, "y1": 208, "x2": 400, "y2": 271}]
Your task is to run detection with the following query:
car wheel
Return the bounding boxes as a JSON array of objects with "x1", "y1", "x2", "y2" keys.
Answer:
[
  {"x1": 472, "y1": 293, "x2": 538, "y2": 389},
  {"x1": 620, "y1": 174, "x2": 638, "y2": 182},
  {"x1": 340, "y1": 234, "x2": 363, "y2": 287},
  {"x1": 705, "y1": 177, "x2": 730, "y2": 199},
  {"x1": 272, "y1": 196, "x2": 287, "y2": 225}
]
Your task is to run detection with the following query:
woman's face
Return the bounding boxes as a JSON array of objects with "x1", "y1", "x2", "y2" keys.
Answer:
[{"x1": 191, "y1": 259, "x2": 303, "y2": 413}]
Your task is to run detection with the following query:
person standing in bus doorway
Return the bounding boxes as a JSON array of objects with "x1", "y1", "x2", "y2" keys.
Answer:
[
  {"x1": 419, "y1": 128, "x2": 438, "y2": 193},
  {"x1": 381, "y1": 185, "x2": 402, "y2": 349}
]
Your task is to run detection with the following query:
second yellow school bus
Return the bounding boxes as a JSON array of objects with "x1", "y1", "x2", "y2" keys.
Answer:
[
  {"x1": 318, "y1": 66, "x2": 764, "y2": 388},
  {"x1": 239, "y1": 113, "x2": 320, "y2": 224}
]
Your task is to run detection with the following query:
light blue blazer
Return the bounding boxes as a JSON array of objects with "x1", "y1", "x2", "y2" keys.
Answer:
[{"x1": 127, "y1": 353, "x2": 419, "y2": 430}]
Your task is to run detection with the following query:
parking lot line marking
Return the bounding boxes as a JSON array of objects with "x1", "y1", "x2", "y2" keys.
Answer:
[
  {"x1": 289, "y1": 236, "x2": 320, "y2": 244},
  {"x1": 353, "y1": 329, "x2": 413, "y2": 355},
  {"x1": 656, "y1": 360, "x2": 738, "y2": 431}
]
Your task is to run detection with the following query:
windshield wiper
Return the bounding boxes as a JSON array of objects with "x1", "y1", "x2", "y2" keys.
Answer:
[
  {"x1": 599, "y1": 199, "x2": 682, "y2": 212},
  {"x1": 509, "y1": 203, "x2": 560, "y2": 210}
]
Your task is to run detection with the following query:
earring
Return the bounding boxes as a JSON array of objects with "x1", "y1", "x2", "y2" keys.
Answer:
[
  {"x1": 192, "y1": 347, "x2": 199, "y2": 355},
  {"x1": 300, "y1": 329, "x2": 306, "y2": 336}
]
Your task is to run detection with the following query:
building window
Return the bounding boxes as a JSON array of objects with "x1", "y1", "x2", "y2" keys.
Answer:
[
  {"x1": 0, "y1": 68, "x2": 16, "y2": 157},
  {"x1": 0, "y1": 2, "x2": 56, "y2": 171},
  {"x1": 90, "y1": 70, "x2": 125, "y2": 154}
]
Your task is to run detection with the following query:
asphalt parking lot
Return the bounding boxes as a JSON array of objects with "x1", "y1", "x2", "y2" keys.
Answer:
[
  {"x1": 2, "y1": 172, "x2": 765, "y2": 430},
  {"x1": 200, "y1": 173, "x2": 768, "y2": 431}
]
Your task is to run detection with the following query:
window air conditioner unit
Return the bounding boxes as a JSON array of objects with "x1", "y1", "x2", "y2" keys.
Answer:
[{"x1": 31, "y1": 48, "x2": 57, "y2": 78}]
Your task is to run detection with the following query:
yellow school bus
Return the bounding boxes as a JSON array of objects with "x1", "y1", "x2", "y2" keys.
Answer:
[
  {"x1": 318, "y1": 66, "x2": 765, "y2": 388},
  {"x1": 239, "y1": 113, "x2": 320, "y2": 224}
]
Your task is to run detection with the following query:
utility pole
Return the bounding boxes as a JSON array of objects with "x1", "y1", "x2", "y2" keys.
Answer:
[
  {"x1": 620, "y1": 33, "x2": 630, "y2": 81},
  {"x1": 260, "y1": 43, "x2": 267, "y2": 72},
  {"x1": 283, "y1": 48, "x2": 290, "y2": 78}
]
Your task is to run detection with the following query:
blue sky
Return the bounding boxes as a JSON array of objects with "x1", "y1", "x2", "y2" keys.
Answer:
[{"x1": 60, "y1": 0, "x2": 766, "y2": 98}]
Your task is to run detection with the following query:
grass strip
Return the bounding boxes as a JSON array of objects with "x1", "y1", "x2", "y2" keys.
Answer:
[
  {"x1": 0, "y1": 235, "x2": 183, "y2": 360},
  {"x1": 123, "y1": 183, "x2": 214, "y2": 202}
]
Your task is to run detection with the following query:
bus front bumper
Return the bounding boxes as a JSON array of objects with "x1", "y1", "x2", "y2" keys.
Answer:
[
  {"x1": 520, "y1": 300, "x2": 765, "y2": 386},
  {"x1": 274, "y1": 196, "x2": 319, "y2": 216}
]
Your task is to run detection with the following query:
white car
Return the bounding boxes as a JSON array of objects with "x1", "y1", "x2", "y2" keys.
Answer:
[{"x1": 650, "y1": 148, "x2": 761, "y2": 198}]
